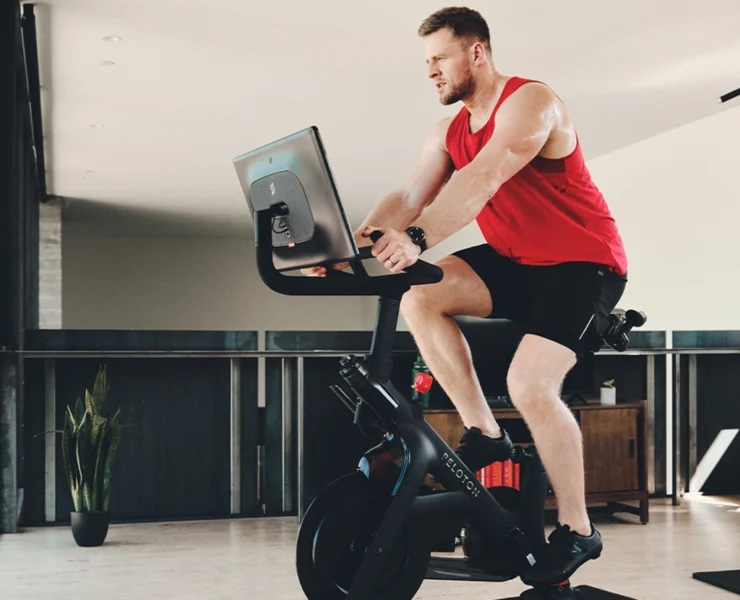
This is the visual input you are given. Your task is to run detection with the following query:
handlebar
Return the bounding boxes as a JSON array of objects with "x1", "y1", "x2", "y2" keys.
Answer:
[{"x1": 254, "y1": 208, "x2": 443, "y2": 298}]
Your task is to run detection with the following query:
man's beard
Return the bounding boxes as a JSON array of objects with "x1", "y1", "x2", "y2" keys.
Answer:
[{"x1": 440, "y1": 71, "x2": 474, "y2": 105}]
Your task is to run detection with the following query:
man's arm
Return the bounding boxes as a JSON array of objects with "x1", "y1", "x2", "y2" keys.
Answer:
[
  {"x1": 355, "y1": 117, "x2": 454, "y2": 241},
  {"x1": 412, "y1": 83, "x2": 560, "y2": 250}
]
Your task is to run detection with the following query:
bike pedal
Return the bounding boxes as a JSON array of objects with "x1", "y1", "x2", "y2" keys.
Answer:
[{"x1": 431, "y1": 536, "x2": 459, "y2": 552}]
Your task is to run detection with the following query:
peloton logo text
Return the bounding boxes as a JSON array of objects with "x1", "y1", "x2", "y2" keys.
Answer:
[{"x1": 441, "y1": 453, "x2": 480, "y2": 498}]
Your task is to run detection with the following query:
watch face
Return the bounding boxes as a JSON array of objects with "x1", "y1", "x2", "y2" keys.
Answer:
[{"x1": 406, "y1": 227, "x2": 426, "y2": 250}]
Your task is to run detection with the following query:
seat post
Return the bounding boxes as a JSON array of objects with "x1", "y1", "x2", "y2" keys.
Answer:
[{"x1": 367, "y1": 296, "x2": 402, "y2": 380}]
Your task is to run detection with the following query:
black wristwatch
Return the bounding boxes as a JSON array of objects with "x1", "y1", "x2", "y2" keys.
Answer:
[{"x1": 405, "y1": 226, "x2": 427, "y2": 253}]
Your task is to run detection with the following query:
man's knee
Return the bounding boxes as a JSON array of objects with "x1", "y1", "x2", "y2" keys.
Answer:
[
  {"x1": 401, "y1": 255, "x2": 491, "y2": 321},
  {"x1": 400, "y1": 256, "x2": 456, "y2": 318},
  {"x1": 506, "y1": 336, "x2": 576, "y2": 410},
  {"x1": 400, "y1": 283, "x2": 438, "y2": 319},
  {"x1": 506, "y1": 366, "x2": 556, "y2": 411}
]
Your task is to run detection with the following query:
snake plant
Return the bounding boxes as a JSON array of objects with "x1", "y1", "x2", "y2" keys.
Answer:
[{"x1": 62, "y1": 366, "x2": 122, "y2": 513}]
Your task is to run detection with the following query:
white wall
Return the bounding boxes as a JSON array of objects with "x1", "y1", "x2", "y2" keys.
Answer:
[
  {"x1": 63, "y1": 105, "x2": 740, "y2": 334},
  {"x1": 587, "y1": 104, "x2": 740, "y2": 331},
  {"x1": 62, "y1": 226, "x2": 486, "y2": 333},
  {"x1": 62, "y1": 235, "x2": 374, "y2": 332}
]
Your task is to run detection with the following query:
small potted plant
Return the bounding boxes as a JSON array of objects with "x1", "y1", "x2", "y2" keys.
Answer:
[
  {"x1": 62, "y1": 365, "x2": 122, "y2": 547},
  {"x1": 600, "y1": 379, "x2": 617, "y2": 405}
]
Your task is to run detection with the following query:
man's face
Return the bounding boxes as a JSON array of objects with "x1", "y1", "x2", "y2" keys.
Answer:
[{"x1": 424, "y1": 28, "x2": 475, "y2": 105}]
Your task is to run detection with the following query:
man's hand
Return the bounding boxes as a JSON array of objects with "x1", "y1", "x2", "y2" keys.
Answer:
[
  {"x1": 300, "y1": 264, "x2": 340, "y2": 277},
  {"x1": 300, "y1": 230, "x2": 372, "y2": 277},
  {"x1": 363, "y1": 226, "x2": 421, "y2": 274}
]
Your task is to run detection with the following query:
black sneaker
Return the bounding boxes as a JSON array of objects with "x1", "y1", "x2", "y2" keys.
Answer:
[
  {"x1": 453, "y1": 427, "x2": 514, "y2": 474},
  {"x1": 520, "y1": 522, "x2": 603, "y2": 587}
]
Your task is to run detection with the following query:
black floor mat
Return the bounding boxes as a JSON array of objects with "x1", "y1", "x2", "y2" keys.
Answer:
[
  {"x1": 500, "y1": 585, "x2": 638, "y2": 600},
  {"x1": 693, "y1": 570, "x2": 740, "y2": 595}
]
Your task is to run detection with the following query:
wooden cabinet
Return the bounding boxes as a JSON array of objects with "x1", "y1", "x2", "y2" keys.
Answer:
[
  {"x1": 582, "y1": 408, "x2": 639, "y2": 493},
  {"x1": 424, "y1": 401, "x2": 649, "y2": 523}
]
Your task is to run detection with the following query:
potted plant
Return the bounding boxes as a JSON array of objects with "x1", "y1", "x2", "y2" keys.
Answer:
[
  {"x1": 600, "y1": 379, "x2": 617, "y2": 405},
  {"x1": 62, "y1": 365, "x2": 122, "y2": 547}
]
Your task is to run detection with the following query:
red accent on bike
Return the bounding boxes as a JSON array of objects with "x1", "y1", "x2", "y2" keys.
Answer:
[{"x1": 413, "y1": 372, "x2": 433, "y2": 394}]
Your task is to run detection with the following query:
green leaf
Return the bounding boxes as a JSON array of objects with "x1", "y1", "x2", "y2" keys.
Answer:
[
  {"x1": 83, "y1": 482, "x2": 93, "y2": 512},
  {"x1": 74, "y1": 407, "x2": 89, "y2": 435},
  {"x1": 103, "y1": 409, "x2": 122, "y2": 512},
  {"x1": 92, "y1": 365, "x2": 109, "y2": 415},
  {"x1": 85, "y1": 389, "x2": 95, "y2": 416},
  {"x1": 66, "y1": 404, "x2": 77, "y2": 431},
  {"x1": 92, "y1": 414, "x2": 107, "y2": 448},
  {"x1": 74, "y1": 396, "x2": 85, "y2": 424},
  {"x1": 76, "y1": 412, "x2": 95, "y2": 511},
  {"x1": 62, "y1": 411, "x2": 79, "y2": 509},
  {"x1": 92, "y1": 421, "x2": 109, "y2": 511}
]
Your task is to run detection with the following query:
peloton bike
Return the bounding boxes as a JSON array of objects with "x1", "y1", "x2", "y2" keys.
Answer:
[{"x1": 234, "y1": 126, "x2": 645, "y2": 600}]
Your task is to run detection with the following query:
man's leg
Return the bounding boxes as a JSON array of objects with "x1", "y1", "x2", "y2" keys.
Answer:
[
  {"x1": 509, "y1": 336, "x2": 603, "y2": 586},
  {"x1": 401, "y1": 254, "x2": 498, "y2": 435},
  {"x1": 506, "y1": 334, "x2": 589, "y2": 534},
  {"x1": 400, "y1": 254, "x2": 512, "y2": 468}
]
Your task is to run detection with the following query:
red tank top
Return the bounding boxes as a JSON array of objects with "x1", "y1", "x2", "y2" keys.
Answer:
[{"x1": 445, "y1": 76, "x2": 628, "y2": 276}]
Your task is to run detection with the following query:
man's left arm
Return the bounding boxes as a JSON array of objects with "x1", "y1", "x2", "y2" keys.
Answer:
[{"x1": 413, "y1": 82, "x2": 559, "y2": 250}]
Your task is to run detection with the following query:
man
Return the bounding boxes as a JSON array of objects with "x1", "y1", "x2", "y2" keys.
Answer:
[{"x1": 304, "y1": 6, "x2": 627, "y2": 586}]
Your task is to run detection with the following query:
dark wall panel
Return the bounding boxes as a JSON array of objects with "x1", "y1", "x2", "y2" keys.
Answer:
[
  {"x1": 0, "y1": 0, "x2": 18, "y2": 349},
  {"x1": 264, "y1": 358, "x2": 287, "y2": 516},
  {"x1": 696, "y1": 355, "x2": 740, "y2": 494},
  {"x1": 53, "y1": 358, "x2": 232, "y2": 521},
  {"x1": 653, "y1": 355, "x2": 667, "y2": 496},
  {"x1": 240, "y1": 358, "x2": 260, "y2": 515},
  {"x1": 21, "y1": 359, "x2": 46, "y2": 525},
  {"x1": 592, "y1": 355, "x2": 647, "y2": 402}
]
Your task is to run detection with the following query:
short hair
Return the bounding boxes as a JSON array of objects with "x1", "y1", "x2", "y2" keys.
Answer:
[{"x1": 417, "y1": 6, "x2": 491, "y2": 54}]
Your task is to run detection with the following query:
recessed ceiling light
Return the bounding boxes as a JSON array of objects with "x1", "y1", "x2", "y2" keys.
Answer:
[
  {"x1": 102, "y1": 35, "x2": 122, "y2": 42},
  {"x1": 90, "y1": 124, "x2": 105, "y2": 128},
  {"x1": 101, "y1": 60, "x2": 116, "y2": 66}
]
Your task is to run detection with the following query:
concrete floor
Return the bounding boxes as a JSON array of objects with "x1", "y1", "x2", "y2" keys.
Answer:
[{"x1": 1, "y1": 495, "x2": 739, "y2": 600}]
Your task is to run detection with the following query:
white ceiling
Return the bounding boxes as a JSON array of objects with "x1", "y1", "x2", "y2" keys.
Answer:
[{"x1": 27, "y1": 0, "x2": 740, "y2": 237}]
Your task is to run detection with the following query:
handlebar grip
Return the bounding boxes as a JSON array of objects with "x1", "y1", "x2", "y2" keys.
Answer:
[
  {"x1": 366, "y1": 229, "x2": 443, "y2": 284},
  {"x1": 407, "y1": 259, "x2": 443, "y2": 284},
  {"x1": 626, "y1": 310, "x2": 647, "y2": 328}
]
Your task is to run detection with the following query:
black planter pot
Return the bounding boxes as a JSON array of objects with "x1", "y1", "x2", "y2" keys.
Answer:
[{"x1": 70, "y1": 511, "x2": 110, "y2": 547}]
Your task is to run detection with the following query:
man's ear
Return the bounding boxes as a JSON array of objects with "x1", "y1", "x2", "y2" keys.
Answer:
[{"x1": 470, "y1": 41, "x2": 487, "y2": 66}]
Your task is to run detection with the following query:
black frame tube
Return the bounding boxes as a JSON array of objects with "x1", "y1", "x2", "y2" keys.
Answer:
[
  {"x1": 21, "y1": 4, "x2": 46, "y2": 201},
  {"x1": 720, "y1": 86, "x2": 740, "y2": 104},
  {"x1": 367, "y1": 297, "x2": 401, "y2": 379}
]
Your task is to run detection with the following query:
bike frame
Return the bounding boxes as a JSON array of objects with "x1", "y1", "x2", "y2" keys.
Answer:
[{"x1": 331, "y1": 295, "x2": 544, "y2": 600}]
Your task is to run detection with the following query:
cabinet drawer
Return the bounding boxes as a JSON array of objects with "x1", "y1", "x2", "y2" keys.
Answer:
[{"x1": 581, "y1": 408, "x2": 639, "y2": 492}]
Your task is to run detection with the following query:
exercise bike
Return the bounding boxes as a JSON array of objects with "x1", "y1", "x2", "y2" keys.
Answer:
[{"x1": 233, "y1": 126, "x2": 646, "y2": 600}]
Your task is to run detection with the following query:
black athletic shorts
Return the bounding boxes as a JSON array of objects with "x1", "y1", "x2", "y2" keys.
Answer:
[{"x1": 452, "y1": 244, "x2": 627, "y2": 353}]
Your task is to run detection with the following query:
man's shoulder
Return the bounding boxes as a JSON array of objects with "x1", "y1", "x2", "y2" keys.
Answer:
[
  {"x1": 430, "y1": 115, "x2": 458, "y2": 153},
  {"x1": 509, "y1": 77, "x2": 556, "y2": 102},
  {"x1": 498, "y1": 78, "x2": 561, "y2": 122}
]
